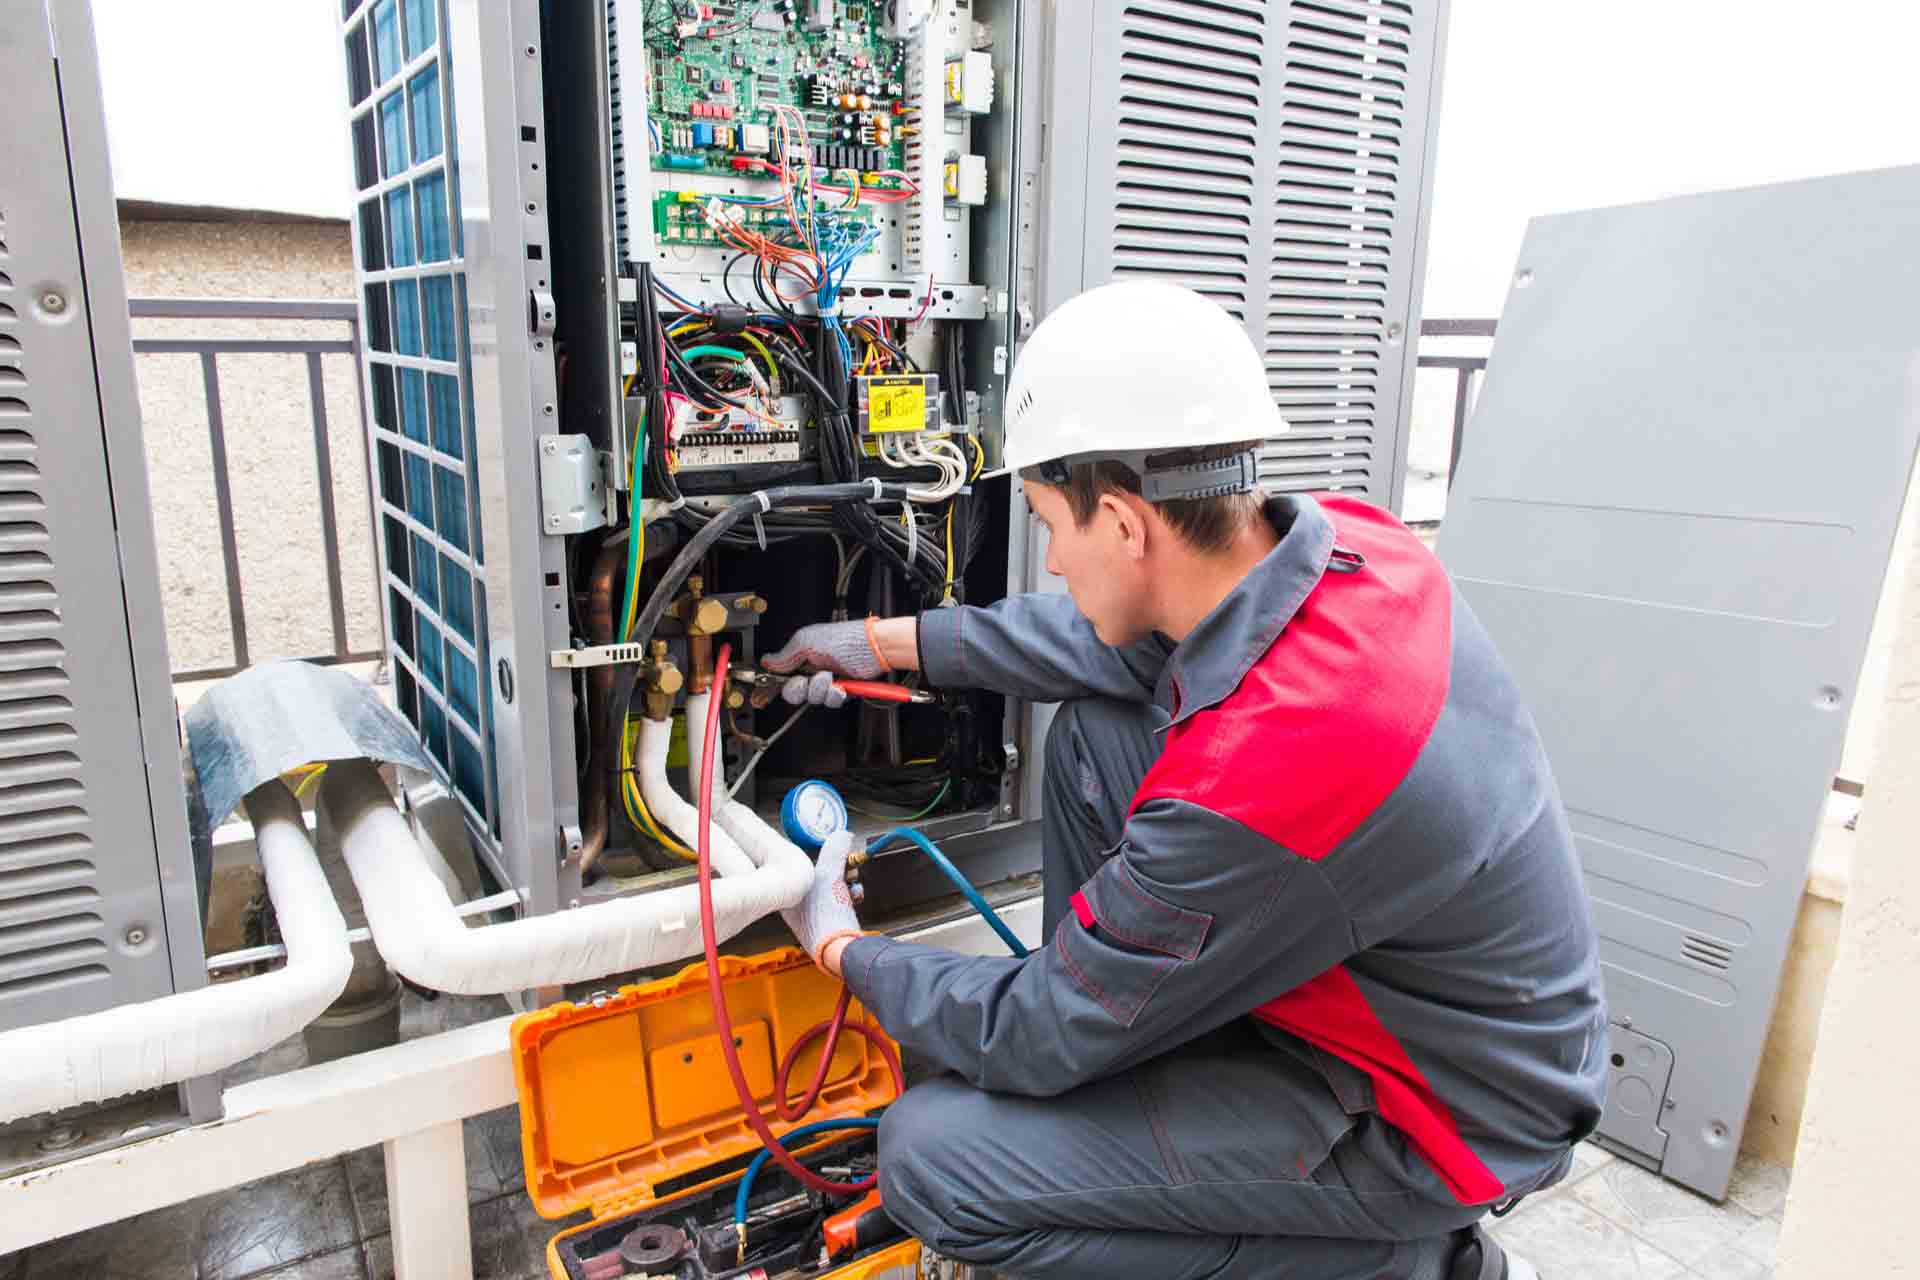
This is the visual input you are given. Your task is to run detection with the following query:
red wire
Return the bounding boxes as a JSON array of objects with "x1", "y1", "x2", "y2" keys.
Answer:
[{"x1": 696, "y1": 644, "x2": 903, "y2": 1198}]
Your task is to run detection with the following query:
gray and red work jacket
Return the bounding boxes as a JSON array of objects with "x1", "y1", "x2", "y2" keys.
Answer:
[{"x1": 839, "y1": 494, "x2": 1608, "y2": 1206}]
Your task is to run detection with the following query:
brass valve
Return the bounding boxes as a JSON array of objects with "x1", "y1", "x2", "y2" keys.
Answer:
[
  {"x1": 642, "y1": 641, "x2": 684, "y2": 720},
  {"x1": 674, "y1": 575, "x2": 731, "y2": 637}
]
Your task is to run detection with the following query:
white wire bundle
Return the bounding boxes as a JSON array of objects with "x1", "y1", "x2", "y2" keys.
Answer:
[{"x1": 879, "y1": 433, "x2": 968, "y2": 501}]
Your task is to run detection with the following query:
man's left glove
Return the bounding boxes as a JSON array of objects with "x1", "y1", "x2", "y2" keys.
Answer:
[{"x1": 782, "y1": 829, "x2": 863, "y2": 966}]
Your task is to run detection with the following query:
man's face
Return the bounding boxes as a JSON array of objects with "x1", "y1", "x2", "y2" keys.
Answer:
[{"x1": 1024, "y1": 479, "x2": 1154, "y2": 646}]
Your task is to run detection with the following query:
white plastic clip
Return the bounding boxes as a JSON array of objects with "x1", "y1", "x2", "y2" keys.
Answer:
[
  {"x1": 752, "y1": 490, "x2": 773, "y2": 513},
  {"x1": 867, "y1": 477, "x2": 885, "y2": 501},
  {"x1": 752, "y1": 512, "x2": 768, "y2": 551}
]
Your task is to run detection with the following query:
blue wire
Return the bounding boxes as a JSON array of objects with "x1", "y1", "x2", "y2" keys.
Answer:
[
  {"x1": 734, "y1": 1117, "x2": 880, "y2": 1229},
  {"x1": 868, "y1": 827, "x2": 1031, "y2": 958}
]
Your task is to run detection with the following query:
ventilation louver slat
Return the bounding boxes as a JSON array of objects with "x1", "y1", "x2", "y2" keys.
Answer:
[{"x1": 0, "y1": 219, "x2": 101, "y2": 1010}]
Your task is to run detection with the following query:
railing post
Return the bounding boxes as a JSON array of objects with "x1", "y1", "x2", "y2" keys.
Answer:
[
  {"x1": 307, "y1": 352, "x2": 353, "y2": 664},
  {"x1": 1447, "y1": 367, "x2": 1474, "y2": 490},
  {"x1": 199, "y1": 352, "x2": 249, "y2": 672}
]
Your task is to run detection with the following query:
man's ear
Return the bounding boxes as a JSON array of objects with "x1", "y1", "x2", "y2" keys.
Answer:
[{"x1": 1101, "y1": 490, "x2": 1153, "y2": 562}]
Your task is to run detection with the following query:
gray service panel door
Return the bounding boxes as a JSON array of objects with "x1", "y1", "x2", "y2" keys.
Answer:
[
  {"x1": 1040, "y1": 0, "x2": 1450, "y2": 510},
  {"x1": 1437, "y1": 165, "x2": 1920, "y2": 1200}
]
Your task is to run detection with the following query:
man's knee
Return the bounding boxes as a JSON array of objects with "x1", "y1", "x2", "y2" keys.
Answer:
[
  {"x1": 878, "y1": 1079, "x2": 1007, "y2": 1258},
  {"x1": 1044, "y1": 697, "x2": 1155, "y2": 815}
]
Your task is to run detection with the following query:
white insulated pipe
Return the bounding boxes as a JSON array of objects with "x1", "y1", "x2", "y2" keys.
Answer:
[
  {"x1": 637, "y1": 710, "x2": 759, "y2": 878},
  {"x1": 328, "y1": 753, "x2": 812, "y2": 996},
  {"x1": 684, "y1": 691, "x2": 812, "y2": 875},
  {"x1": 0, "y1": 782, "x2": 352, "y2": 1125}
]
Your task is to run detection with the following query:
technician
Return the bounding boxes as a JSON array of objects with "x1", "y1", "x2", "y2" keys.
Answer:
[{"x1": 765, "y1": 281, "x2": 1607, "y2": 1280}]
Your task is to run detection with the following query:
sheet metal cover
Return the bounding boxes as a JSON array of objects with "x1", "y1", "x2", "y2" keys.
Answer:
[
  {"x1": 185, "y1": 660, "x2": 433, "y2": 831},
  {"x1": 1437, "y1": 163, "x2": 1920, "y2": 1197},
  {"x1": 511, "y1": 948, "x2": 899, "y2": 1219}
]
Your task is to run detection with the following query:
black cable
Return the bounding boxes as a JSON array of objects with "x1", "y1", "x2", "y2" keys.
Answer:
[{"x1": 606, "y1": 481, "x2": 918, "y2": 829}]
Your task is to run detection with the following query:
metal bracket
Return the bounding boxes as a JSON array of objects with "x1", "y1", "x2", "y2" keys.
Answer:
[
  {"x1": 529, "y1": 289, "x2": 558, "y2": 336},
  {"x1": 551, "y1": 643, "x2": 650, "y2": 670},
  {"x1": 539, "y1": 434, "x2": 606, "y2": 535},
  {"x1": 1002, "y1": 741, "x2": 1021, "y2": 772}
]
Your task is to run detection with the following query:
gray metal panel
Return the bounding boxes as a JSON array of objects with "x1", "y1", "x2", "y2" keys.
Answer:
[
  {"x1": 1040, "y1": 0, "x2": 1449, "y2": 509},
  {"x1": 444, "y1": 0, "x2": 580, "y2": 913},
  {"x1": 0, "y1": 1, "x2": 203, "y2": 1033},
  {"x1": 343, "y1": 0, "x2": 579, "y2": 914},
  {"x1": 1436, "y1": 165, "x2": 1920, "y2": 1200}
]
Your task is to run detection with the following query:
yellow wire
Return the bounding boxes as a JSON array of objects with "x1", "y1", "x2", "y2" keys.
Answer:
[
  {"x1": 611, "y1": 371, "x2": 694, "y2": 862},
  {"x1": 968, "y1": 433, "x2": 985, "y2": 479},
  {"x1": 943, "y1": 505, "x2": 956, "y2": 602},
  {"x1": 735, "y1": 330, "x2": 780, "y2": 391}
]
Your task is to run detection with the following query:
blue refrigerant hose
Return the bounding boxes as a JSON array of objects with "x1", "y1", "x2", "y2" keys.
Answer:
[
  {"x1": 735, "y1": 1117, "x2": 881, "y2": 1230},
  {"x1": 731, "y1": 830, "x2": 1028, "y2": 1236},
  {"x1": 869, "y1": 826, "x2": 1031, "y2": 959}
]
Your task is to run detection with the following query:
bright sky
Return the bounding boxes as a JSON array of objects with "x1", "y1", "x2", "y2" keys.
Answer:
[{"x1": 92, "y1": 1, "x2": 1920, "y2": 316}]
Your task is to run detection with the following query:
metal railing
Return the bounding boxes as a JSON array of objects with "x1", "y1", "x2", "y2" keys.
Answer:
[
  {"x1": 1417, "y1": 318, "x2": 1497, "y2": 483},
  {"x1": 129, "y1": 298, "x2": 384, "y2": 682}
]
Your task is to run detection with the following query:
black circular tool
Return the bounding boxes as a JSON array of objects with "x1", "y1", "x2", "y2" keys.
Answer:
[{"x1": 619, "y1": 1223, "x2": 692, "y2": 1268}]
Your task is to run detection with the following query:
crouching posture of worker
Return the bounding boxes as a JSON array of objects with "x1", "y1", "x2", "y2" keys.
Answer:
[{"x1": 765, "y1": 281, "x2": 1607, "y2": 1279}]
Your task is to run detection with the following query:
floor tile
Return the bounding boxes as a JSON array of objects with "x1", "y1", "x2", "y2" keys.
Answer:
[
  {"x1": 1734, "y1": 1214, "x2": 1781, "y2": 1266},
  {"x1": 197, "y1": 1160, "x2": 360, "y2": 1280},
  {"x1": 1488, "y1": 1194, "x2": 1688, "y2": 1279},
  {"x1": 1572, "y1": 1158, "x2": 1757, "y2": 1267},
  {"x1": 366, "y1": 1198, "x2": 582, "y2": 1280},
  {"x1": 344, "y1": 1107, "x2": 531, "y2": 1240},
  {"x1": 254, "y1": 1245, "x2": 369, "y2": 1279},
  {"x1": 1570, "y1": 1139, "x2": 1617, "y2": 1181},
  {"x1": 17, "y1": 1194, "x2": 208, "y2": 1279},
  {"x1": 1726, "y1": 1154, "x2": 1791, "y2": 1220},
  {"x1": 1690, "y1": 1247, "x2": 1772, "y2": 1280}
]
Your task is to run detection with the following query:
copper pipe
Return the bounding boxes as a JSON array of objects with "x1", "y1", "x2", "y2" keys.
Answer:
[
  {"x1": 687, "y1": 633, "x2": 714, "y2": 695},
  {"x1": 579, "y1": 538, "x2": 625, "y2": 879}
]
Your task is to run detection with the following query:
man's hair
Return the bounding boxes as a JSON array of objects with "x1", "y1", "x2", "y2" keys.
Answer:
[{"x1": 1022, "y1": 441, "x2": 1265, "y2": 553}]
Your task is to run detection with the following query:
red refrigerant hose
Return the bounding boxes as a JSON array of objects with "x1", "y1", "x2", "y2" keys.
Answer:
[{"x1": 696, "y1": 643, "x2": 903, "y2": 1199}]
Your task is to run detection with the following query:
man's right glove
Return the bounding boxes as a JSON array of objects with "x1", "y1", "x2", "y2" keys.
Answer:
[
  {"x1": 762, "y1": 620, "x2": 886, "y2": 679},
  {"x1": 765, "y1": 620, "x2": 889, "y2": 707}
]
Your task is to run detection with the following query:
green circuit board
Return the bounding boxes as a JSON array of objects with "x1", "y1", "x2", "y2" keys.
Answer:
[
  {"x1": 645, "y1": 0, "x2": 911, "y2": 180},
  {"x1": 651, "y1": 190, "x2": 876, "y2": 247}
]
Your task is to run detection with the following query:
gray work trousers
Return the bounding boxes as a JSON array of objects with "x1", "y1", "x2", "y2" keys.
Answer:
[{"x1": 877, "y1": 698, "x2": 1516, "y2": 1279}]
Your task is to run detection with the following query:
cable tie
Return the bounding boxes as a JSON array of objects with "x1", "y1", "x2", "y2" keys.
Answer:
[
  {"x1": 752, "y1": 490, "x2": 773, "y2": 513},
  {"x1": 751, "y1": 512, "x2": 768, "y2": 551},
  {"x1": 667, "y1": 496, "x2": 688, "y2": 512},
  {"x1": 866, "y1": 477, "x2": 884, "y2": 501}
]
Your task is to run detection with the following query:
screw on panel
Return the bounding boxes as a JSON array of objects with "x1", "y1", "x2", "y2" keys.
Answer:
[
  {"x1": 40, "y1": 291, "x2": 67, "y2": 313},
  {"x1": 124, "y1": 927, "x2": 147, "y2": 946}
]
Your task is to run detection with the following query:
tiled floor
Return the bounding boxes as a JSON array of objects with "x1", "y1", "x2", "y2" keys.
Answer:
[{"x1": 1488, "y1": 1145, "x2": 1788, "y2": 1280}]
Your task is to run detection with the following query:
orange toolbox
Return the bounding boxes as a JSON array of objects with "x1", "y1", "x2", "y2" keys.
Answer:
[{"x1": 512, "y1": 947, "x2": 934, "y2": 1280}]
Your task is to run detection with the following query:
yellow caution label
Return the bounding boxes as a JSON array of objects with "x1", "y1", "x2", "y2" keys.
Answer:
[{"x1": 867, "y1": 377, "x2": 929, "y2": 434}]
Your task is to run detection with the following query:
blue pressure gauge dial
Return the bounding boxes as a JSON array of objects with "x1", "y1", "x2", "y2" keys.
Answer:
[{"x1": 781, "y1": 780, "x2": 850, "y2": 854}]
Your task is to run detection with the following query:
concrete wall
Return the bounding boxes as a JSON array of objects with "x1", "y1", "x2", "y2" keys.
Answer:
[
  {"x1": 119, "y1": 217, "x2": 380, "y2": 676},
  {"x1": 1778, "y1": 488, "x2": 1920, "y2": 1272}
]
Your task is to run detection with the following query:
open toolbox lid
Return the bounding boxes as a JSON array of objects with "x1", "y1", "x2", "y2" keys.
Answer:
[{"x1": 512, "y1": 947, "x2": 900, "y2": 1220}]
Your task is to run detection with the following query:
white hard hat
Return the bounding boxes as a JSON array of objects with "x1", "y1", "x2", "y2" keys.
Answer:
[{"x1": 1004, "y1": 281, "x2": 1286, "y2": 498}]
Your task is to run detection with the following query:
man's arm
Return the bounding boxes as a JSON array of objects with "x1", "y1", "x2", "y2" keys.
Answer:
[
  {"x1": 914, "y1": 594, "x2": 1169, "y2": 704},
  {"x1": 768, "y1": 593, "x2": 1170, "y2": 705},
  {"x1": 827, "y1": 799, "x2": 1359, "y2": 1097}
]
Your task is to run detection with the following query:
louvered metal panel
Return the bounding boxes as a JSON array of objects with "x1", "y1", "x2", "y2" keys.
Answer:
[
  {"x1": 0, "y1": 0, "x2": 205, "y2": 1039},
  {"x1": 1042, "y1": 0, "x2": 1449, "y2": 510}
]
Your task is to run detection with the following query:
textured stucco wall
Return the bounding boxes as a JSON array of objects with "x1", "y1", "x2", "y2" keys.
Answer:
[
  {"x1": 1778, "y1": 510, "x2": 1920, "y2": 1272},
  {"x1": 119, "y1": 218, "x2": 381, "y2": 676}
]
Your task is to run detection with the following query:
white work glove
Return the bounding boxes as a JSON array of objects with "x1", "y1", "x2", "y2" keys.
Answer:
[
  {"x1": 781, "y1": 829, "x2": 863, "y2": 966},
  {"x1": 781, "y1": 670, "x2": 848, "y2": 709},
  {"x1": 763, "y1": 620, "x2": 886, "y2": 679}
]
